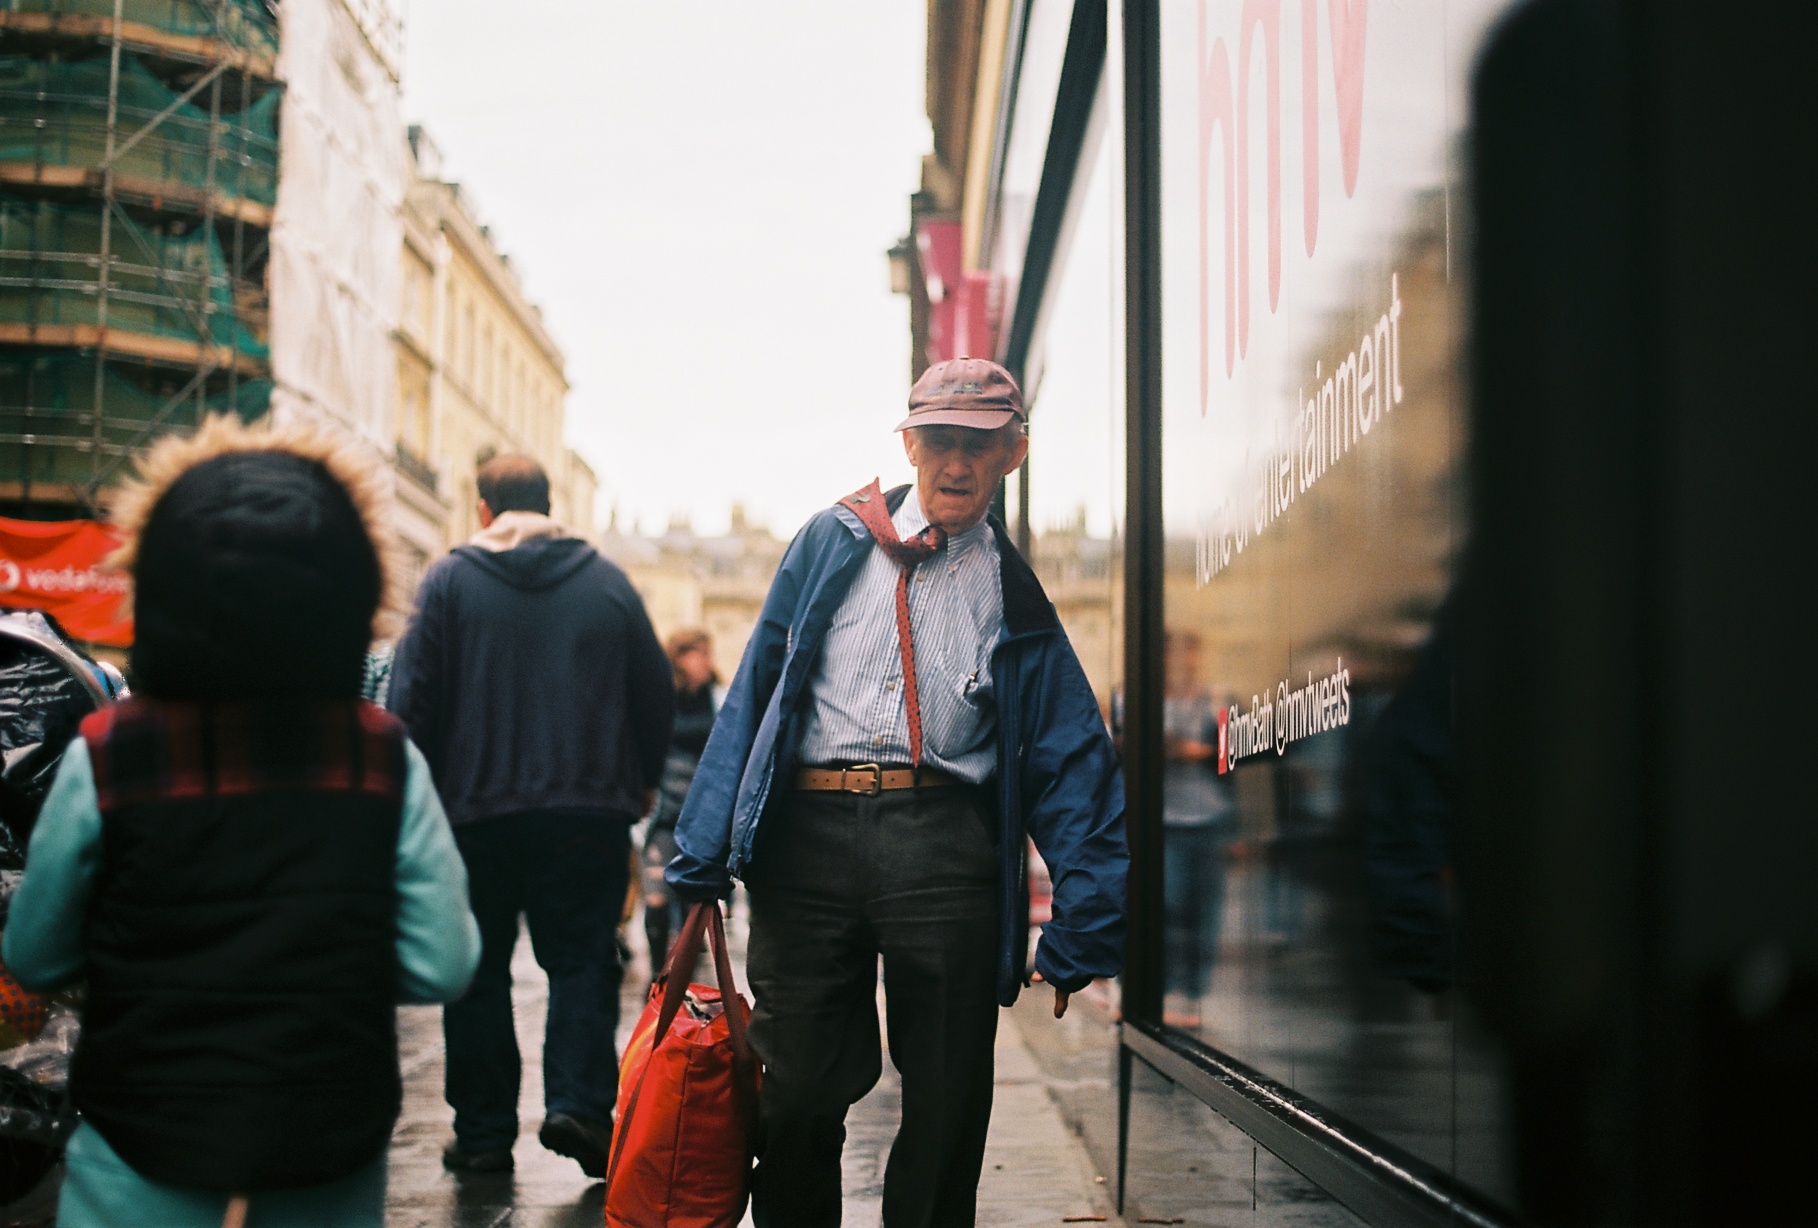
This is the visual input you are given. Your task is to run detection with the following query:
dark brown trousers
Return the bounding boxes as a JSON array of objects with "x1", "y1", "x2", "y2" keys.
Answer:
[{"x1": 744, "y1": 785, "x2": 1001, "y2": 1228}]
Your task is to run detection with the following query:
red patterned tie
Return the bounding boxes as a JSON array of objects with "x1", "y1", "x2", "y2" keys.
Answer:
[{"x1": 839, "y1": 480, "x2": 948, "y2": 769}]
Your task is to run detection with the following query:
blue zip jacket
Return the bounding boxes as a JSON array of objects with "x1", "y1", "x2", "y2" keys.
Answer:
[{"x1": 667, "y1": 485, "x2": 1128, "y2": 1006}]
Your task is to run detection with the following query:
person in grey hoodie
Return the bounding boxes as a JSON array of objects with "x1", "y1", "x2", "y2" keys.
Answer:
[{"x1": 388, "y1": 453, "x2": 674, "y2": 1178}]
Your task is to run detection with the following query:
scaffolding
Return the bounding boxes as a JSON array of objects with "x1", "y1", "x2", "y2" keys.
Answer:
[{"x1": 0, "y1": 0, "x2": 278, "y2": 516}]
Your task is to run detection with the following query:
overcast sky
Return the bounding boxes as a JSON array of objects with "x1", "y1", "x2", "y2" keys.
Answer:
[{"x1": 400, "y1": 2, "x2": 931, "y2": 539}]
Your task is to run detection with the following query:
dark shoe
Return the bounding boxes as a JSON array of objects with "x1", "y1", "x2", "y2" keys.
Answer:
[
  {"x1": 441, "y1": 1139, "x2": 514, "y2": 1173},
  {"x1": 539, "y1": 1111, "x2": 613, "y2": 1179}
]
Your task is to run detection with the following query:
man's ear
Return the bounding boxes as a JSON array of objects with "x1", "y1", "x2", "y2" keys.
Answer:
[
  {"x1": 901, "y1": 429, "x2": 918, "y2": 465},
  {"x1": 477, "y1": 498, "x2": 496, "y2": 528},
  {"x1": 1005, "y1": 430, "x2": 1030, "y2": 475}
]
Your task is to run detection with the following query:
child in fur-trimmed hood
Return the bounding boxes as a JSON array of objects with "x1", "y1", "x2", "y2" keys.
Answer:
[{"x1": 3, "y1": 416, "x2": 481, "y2": 1228}]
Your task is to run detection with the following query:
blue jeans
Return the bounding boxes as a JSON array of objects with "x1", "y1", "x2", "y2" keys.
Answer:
[{"x1": 444, "y1": 811, "x2": 630, "y2": 1151}]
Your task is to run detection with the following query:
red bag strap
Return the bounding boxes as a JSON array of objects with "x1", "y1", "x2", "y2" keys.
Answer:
[
  {"x1": 704, "y1": 903, "x2": 759, "y2": 1138},
  {"x1": 603, "y1": 901, "x2": 758, "y2": 1199}
]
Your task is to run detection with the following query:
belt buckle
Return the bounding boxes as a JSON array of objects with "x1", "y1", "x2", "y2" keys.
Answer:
[{"x1": 843, "y1": 763, "x2": 883, "y2": 797}]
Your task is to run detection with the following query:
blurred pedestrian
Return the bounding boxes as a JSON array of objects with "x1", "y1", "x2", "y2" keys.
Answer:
[
  {"x1": 2, "y1": 416, "x2": 480, "y2": 1227},
  {"x1": 389, "y1": 453, "x2": 673, "y2": 1178},
  {"x1": 668, "y1": 358, "x2": 1129, "y2": 1227},
  {"x1": 640, "y1": 628, "x2": 722, "y2": 969},
  {"x1": 1160, "y1": 631, "x2": 1233, "y2": 1029}
]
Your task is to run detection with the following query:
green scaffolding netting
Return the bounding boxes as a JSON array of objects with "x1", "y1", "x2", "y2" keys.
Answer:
[
  {"x1": 0, "y1": 191, "x2": 267, "y2": 357},
  {"x1": 2, "y1": 0, "x2": 278, "y2": 58},
  {"x1": 0, "y1": 351, "x2": 270, "y2": 488},
  {"x1": 0, "y1": 53, "x2": 279, "y2": 206}
]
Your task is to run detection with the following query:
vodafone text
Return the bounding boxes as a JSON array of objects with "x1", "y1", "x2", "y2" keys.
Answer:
[{"x1": 0, "y1": 560, "x2": 129, "y2": 597}]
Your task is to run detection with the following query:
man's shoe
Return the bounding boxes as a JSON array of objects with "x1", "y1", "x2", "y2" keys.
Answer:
[
  {"x1": 539, "y1": 1111, "x2": 613, "y2": 1179},
  {"x1": 441, "y1": 1139, "x2": 514, "y2": 1173}
]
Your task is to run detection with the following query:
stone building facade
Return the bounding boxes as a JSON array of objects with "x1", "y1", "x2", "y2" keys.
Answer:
[
  {"x1": 389, "y1": 127, "x2": 597, "y2": 587},
  {"x1": 598, "y1": 505, "x2": 786, "y2": 684}
]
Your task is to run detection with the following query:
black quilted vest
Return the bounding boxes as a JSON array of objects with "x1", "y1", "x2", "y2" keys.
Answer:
[{"x1": 71, "y1": 698, "x2": 406, "y2": 1191}]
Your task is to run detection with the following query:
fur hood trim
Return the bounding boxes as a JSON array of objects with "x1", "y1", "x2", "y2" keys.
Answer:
[{"x1": 106, "y1": 414, "x2": 404, "y2": 639}]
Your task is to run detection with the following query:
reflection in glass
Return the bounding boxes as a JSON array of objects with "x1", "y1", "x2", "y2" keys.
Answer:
[
  {"x1": 1162, "y1": 629, "x2": 1232, "y2": 1027},
  {"x1": 1152, "y1": 0, "x2": 1515, "y2": 1203}
]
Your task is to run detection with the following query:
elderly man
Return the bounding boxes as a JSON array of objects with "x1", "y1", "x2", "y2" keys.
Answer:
[{"x1": 669, "y1": 358, "x2": 1128, "y2": 1228}]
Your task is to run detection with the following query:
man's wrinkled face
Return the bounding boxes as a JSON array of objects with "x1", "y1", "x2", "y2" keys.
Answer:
[{"x1": 902, "y1": 423, "x2": 1029, "y2": 534}]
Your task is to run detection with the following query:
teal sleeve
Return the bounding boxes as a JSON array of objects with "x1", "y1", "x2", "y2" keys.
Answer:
[
  {"x1": 395, "y1": 740, "x2": 480, "y2": 1004},
  {"x1": 2, "y1": 739, "x2": 102, "y2": 991}
]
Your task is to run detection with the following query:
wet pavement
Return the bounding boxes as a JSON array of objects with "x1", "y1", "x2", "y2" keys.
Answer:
[
  {"x1": 1011, "y1": 976, "x2": 1394, "y2": 1226},
  {"x1": 384, "y1": 914, "x2": 1126, "y2": 1227},
  {"x1": 386, "y1": 926, "x2": 607, "y2": 1228}
]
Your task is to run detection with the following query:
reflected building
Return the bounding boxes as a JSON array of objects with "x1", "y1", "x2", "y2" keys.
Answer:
[{"x1": 1030, "y1": 508, "x2": 1122, "y2": 710}]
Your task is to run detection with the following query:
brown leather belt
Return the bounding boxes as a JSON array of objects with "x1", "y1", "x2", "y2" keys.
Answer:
[{"x1": 792, "y1": 763, "x2": 967, "y2": 795}]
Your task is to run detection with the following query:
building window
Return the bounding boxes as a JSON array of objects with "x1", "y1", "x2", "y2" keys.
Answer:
[
  {"x1": 444, "y1": 288, "x2": 460, "y2": 368},
  {"x1": 398, "y1": 356, "x2": 431, "y2": 455},
  {"x1": 402, "y1": 265, "x2": 419, "y2": 338},
  {"x1": 403, "y1": 256, "x2": 432, "y2": 341},
  {"x1": 479, "y1": 322, "x2": 493, "y2": 407},
  {"x1": 462, "y1": 302, "x2": 477, "y2": 384},
  {"x1": 504, "y1": 346, "x2": 515, "y2": 430},
  {"x1": 505, "y1": 352, "x2": 517, "y2": 434},
  {"x1": 514, "y1": 359, "x2": 526, "y2": 438}
]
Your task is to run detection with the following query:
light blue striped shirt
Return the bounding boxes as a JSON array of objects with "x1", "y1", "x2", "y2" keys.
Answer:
[{"x1": 797, "y1": 487, "x2": 1003, "y2": 783}]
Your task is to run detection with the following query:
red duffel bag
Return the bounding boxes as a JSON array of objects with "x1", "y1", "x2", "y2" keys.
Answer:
[{"x1": 605, "y1": 901, "x2": 759, "y2": 1228}]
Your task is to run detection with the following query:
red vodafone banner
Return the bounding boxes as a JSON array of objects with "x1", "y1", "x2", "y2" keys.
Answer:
[{"x1": 0, "y1": 517, "x2": 132, "y2": 646}]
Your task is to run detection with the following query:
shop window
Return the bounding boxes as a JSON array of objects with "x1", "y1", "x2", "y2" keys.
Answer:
[{"x1": 1143, "y1": 0, "x2": 1517, "y2": 1207}]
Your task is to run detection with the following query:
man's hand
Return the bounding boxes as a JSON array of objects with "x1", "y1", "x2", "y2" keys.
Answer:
[{"x1": 1030, "y1": 970, "x2": 1070, "y2": 1019}]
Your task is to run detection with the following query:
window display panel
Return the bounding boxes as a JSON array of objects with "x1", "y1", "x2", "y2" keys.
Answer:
[{"x1": 1155, "y1": 0, "x2": 1515, "y2": 1201}]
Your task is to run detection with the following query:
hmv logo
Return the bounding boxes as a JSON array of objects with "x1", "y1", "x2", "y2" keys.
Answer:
[{"x1": 1198, "y1": 0, "x2": 1368, "y2": 407}]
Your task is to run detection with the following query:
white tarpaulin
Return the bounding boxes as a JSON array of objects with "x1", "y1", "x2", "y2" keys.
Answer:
[{"x1": 268, "y1": 0, "x2": 404, "y2": 448}]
